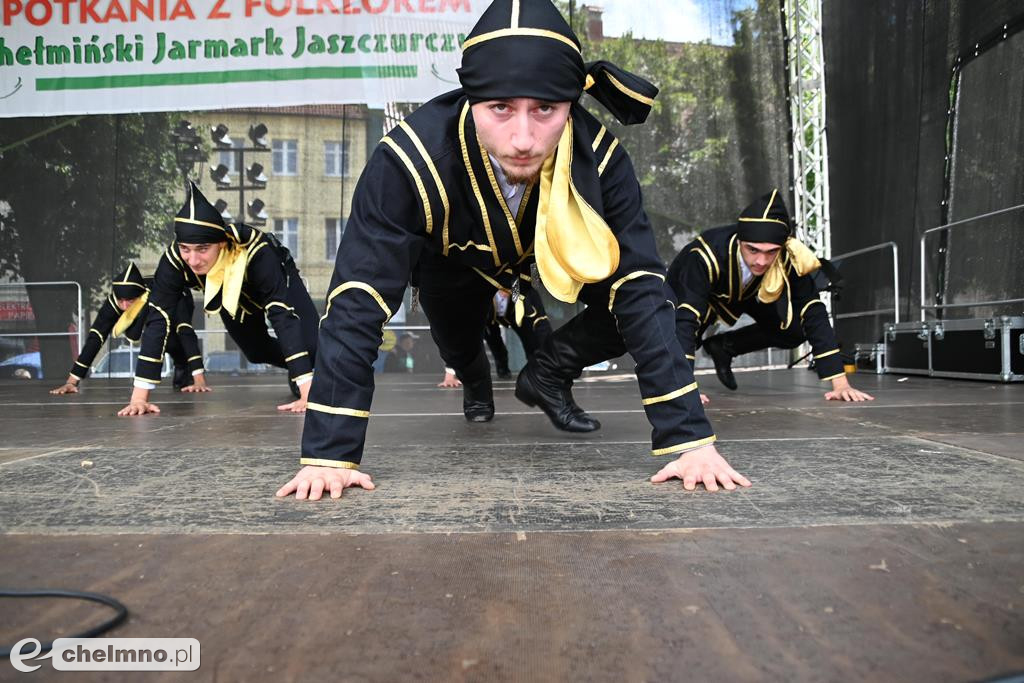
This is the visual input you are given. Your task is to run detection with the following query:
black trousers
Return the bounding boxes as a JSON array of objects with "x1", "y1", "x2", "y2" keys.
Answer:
[
  {"x1": 416, "y1": 255, "x2": 496, "y2": 385},
  {"x1": 701, "y1": 299, "x2": 806, "y2": 354},
  {"x1": 219, "y1": 264, "x2": 319, "y2": 369}
]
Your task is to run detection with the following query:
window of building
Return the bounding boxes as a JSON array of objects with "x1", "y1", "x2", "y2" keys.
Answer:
[
  {"x1": 273, "y1": 218, "x2": 299, "y2": 258},
  {"x1": 325, "y1": 218, "x2": 347, "y2": 261},
  {"x1": 272, "y1": 140, "x2": 298, "y2": 176},
  {"x1": 218, "y1": 138, "x2": 244, "y2": 178},
  {"x1": 324, "y1": 141, "x2": 349, "y2": 177}
]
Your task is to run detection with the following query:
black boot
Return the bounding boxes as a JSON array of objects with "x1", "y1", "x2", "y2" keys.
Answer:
[
  {"x1": 514, "y1": 309, "x2": 618, "y2": 433},
  {"x1": 458, "y1": 349, "x2": 494, "y2": 422},
  {"x1": 515, "y1": 364, "x2": 599, "y2": 432},
  {"x1": 701, "y1": 334, "x2": 738, "y2": 390},
  {"x1": 172, "y1": 364, "x2": 192, "y2": 391},
  {"x1": 702, "y1": 325, "x2": 776, "y2": 391}
]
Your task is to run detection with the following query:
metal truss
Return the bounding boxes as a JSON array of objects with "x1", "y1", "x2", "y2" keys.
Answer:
[{"x1": 782, "y1": 0, "x2": 831, "y2": 259}]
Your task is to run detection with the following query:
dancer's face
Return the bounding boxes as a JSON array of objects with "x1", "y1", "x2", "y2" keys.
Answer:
[
  {"x1": 116, "y1": 297, "x2": 139, "y2": 311},
  {"x1": 739, "y1": 241, "x2": 782, "y2": 276},
  {"x1": 472, "y1": 98, "x2": 571, "y2": 184},
  {"x1": 178, "y1": 242, "x2": 223, "y2": 276}
]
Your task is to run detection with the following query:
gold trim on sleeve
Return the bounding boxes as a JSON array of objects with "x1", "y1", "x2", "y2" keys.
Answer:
[
  {"x1": 285, "y1": 351, "x2": 309, "y2": 362},
  {"x1": 641, "y1": 382, "x2": 698, "y2": 406},
  {"x1": 75, "y1": 360, "x2": 89, "y2": 369},
  {"x1": 306, "y1": 402, "x2": 370, "y2": 419},
  {"x1": 591, "y1": 126, "x2": 607, "y2": 152},
  {"x1": 291, "y1": 372, "x2": 314, "y2": 383},
  {"x1": 814, "y1": 348, "x2": 840, "y2": 360},
  {"x1": 322, "y1": 281, "x2": 393, "y2": 323},
  {"x1": 652, "y1": 435, "x2": 717, "y2": 457},
  {"x1": 800, "y1": 298, "x2": 824, "y2": 320},
  {"x1": 822, "y1": 371, "x2": 846, "y2": 381},
  {"x1": 187, "y1": 355, "x2": 202, "y2": 362},
  {"x1": 138, "y1": 355, "x2": 163, "y2": 363},
  {"x1": 677, "y1": 302, "x2": 702, "y2": 318},
  {"x1": 696, "y1": 236, "x2": 720, "y2": 279},
  {"x1": 299, "y1": 458, "x2": 360, "y2": 470}
]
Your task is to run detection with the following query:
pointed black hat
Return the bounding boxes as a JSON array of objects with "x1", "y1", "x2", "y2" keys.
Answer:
[
  {"x1": 174, "y1": 181, "x2": 228, "y2": 244},
  {"x1": 111, "y1": 262, "x2": 147, "y2": 300},
  {"x1": 737, "y1": 189, "x2": 792, "y2": 245}
]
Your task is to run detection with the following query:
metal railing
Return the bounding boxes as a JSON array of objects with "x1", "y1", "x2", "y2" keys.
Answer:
[
  {"x1": 919, "y1": 202, "x2": 1024, "y2": 321},
  {"x1": 830, "y1": 242, "x2": 900, "y2": 324},
  {"x1": 0, "y1": 281, "x2": 83, "y2": 353}
]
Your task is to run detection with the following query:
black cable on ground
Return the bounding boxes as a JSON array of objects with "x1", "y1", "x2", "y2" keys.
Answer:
[{"x1": 0, "y1": 589, "x2": 128, "y2": 658}]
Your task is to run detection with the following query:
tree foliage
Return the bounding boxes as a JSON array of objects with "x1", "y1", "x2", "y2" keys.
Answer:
[
  {"x1": 0, "y1": 114, "x2": 181, "y2": 377},
  {"x1": 560, "y1": 1, "x2": 791, "y2": 261}
]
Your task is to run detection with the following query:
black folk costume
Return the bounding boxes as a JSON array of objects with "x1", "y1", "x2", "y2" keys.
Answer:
[
  {"x1": 668, "y1": 190, "x2": 845, "y2": 389},
  {"x1": 301, "y1": 0, "x2": 716, "y2": 470},
  {"x1": 69, "y1": 262, "x2": 203, "y2": 389},
  {"x1": 135, "y1": 184, "x2": 318, "y2": 392}
]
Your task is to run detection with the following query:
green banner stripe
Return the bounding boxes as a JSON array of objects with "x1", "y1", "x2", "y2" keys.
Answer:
[{"x1": 36, "y1": 65, "x2": 418, "y2": 91}]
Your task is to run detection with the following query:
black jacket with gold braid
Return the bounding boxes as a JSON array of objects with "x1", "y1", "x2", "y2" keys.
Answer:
[
  {"x1": 301, "y1": 89, "x2": 716, "y2": 469},
  {"x1": 135, "y1": 229, "x2": 314, "y2": 385},
  {"x1": 70, "y1": 284, "x2": 202, "y2": 381},
  {"x1": 668, "y1": 225, "x2": 845, "y2": 381}
]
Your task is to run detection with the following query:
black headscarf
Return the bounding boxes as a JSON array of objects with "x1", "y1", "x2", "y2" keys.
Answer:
[
  {"x1": 736, "y1": 190, "x2": 792, "y2": 245},
  {"x1": 111, "y1": 262, "x2": 147, "y2": 300},
  {"x1": 458, "y1": 0, "x2": 659, "y2": 126}
]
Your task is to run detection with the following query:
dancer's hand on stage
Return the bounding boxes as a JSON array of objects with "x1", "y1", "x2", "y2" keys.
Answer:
[
  {"x1": 180, "y1": 372, "x2": 211, "y2": 393},
  {"x1": 277, "y1": 379, "x2": 310, "y2": 413},
  {"x1": 437, "y1": 369, "x2": 462, "y2": 388},
  {"x1": 117, "y1": 400, "x2": 161, "y2": 416},
  {"x1": 51, "y1": 376, "x2": 80, "y2": 395},
  {"x1": 700, "y1": 393, "x2": 710, "y2": 406},
  {"x1": 276, "y1": 465, "x2": 375, "y2": 501},
  {"x1": 650, "y1": 444, "x2": 751, "y2": 492},
  {"x1": 825, "y1": 375, "x2": 874, "y2": 402}
]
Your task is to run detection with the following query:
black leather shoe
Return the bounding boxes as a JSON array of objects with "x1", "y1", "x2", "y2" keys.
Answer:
[
  {"x1": 463, "y1": 400, "x2": 495, "y2": 422},
  {"x1": 702, "y1": 335, "x2": 737, "y2": 390},
  {"x1": 515, "y1": 364, "x2": 601, "y2": 432},
  {"x1": 172, "y1": 364, "x2": 192, "y2": 391}
]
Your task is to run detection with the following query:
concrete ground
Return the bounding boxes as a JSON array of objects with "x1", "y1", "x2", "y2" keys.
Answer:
[{"x1": 0, "y1": 368, "x2": 1022, "y2": 681}]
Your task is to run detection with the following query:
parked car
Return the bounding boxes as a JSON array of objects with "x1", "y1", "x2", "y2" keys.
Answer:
[
  {"x1": 0, "y1": 351, "x2": 41, "y2": 379},
  {"x1": 203, "y1": 350, "x2": 270, "y2": 375}
]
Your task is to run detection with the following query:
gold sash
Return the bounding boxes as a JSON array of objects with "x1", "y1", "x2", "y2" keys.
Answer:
[
  {"x1": 756, "y1": 237, "x2": 821, "y2": 329},
  {"x1": 534, "y1": 120, "x2": 620, "y2": 303},
  {"x1": 112, "y1": 291, "x2": 149, "y2": 338},
  {"x1": 203, "y1": 244, "x2": 248, "y2": 318}
]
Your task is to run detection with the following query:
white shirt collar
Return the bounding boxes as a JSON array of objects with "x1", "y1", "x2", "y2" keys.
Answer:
[{"x1": 489, "y1": 154, "x2": 527, "y2": 218}]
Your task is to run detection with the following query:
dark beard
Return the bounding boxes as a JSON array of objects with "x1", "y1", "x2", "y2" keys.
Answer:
[{"x1": 500, "y1": 165, "x2": 540, "y2": 185}]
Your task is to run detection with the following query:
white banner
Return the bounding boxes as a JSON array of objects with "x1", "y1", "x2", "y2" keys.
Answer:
[{"x1": 0, "y1": 0, "x2": 485, "y2": 117}]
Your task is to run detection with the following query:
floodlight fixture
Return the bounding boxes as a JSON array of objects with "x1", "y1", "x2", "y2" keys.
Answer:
[
  {"x1": 247, "y1": 198, "x2": 268, "y2": 223},
  {"x1": 213, "y1": 199, "x2": 233, "y2": 222},
  {"x1": 246, "y1": 163, "x2": 268, "y2": 186},
  {"x1": 248, "y1": 124, "x2": 269, "y2": 148},
  {"x1": 211, "y1": 123, "x2": 234, "y2": 148},
  {"x1": 210, "y1": 164, "x2": 231, "y2": 187}
]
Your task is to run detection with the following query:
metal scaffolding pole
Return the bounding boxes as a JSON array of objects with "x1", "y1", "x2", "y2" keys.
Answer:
[{"x1": 782, "y1": 0, "x2": 831, "y2": 260}]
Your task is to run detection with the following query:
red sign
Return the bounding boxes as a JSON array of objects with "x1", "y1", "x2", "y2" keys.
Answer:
[{"x1": 0, "y1": 302, "x2": 35, "y2": 321}]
